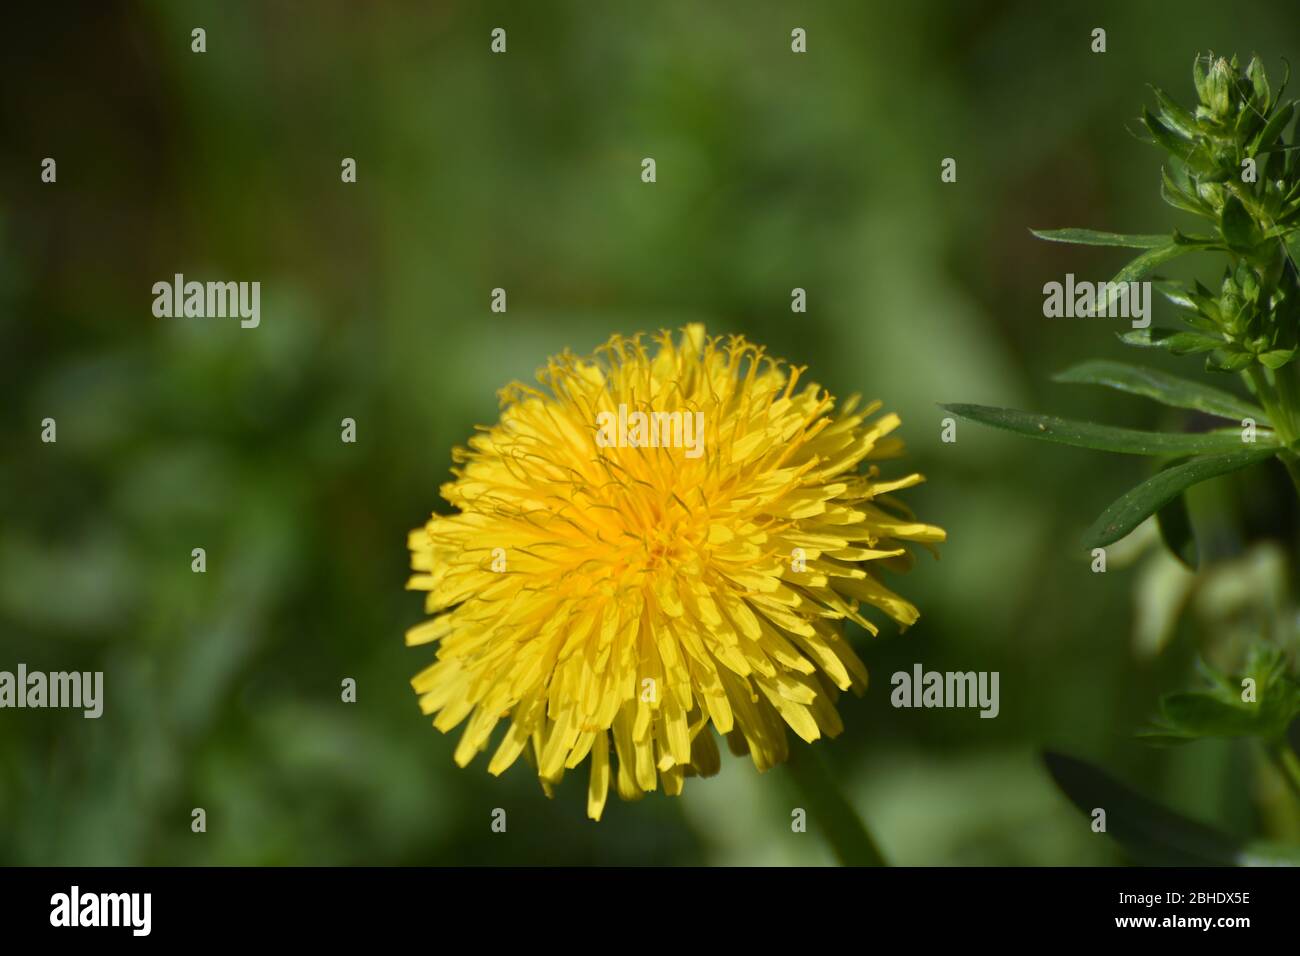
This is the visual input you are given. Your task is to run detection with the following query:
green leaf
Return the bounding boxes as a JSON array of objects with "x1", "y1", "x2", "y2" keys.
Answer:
[
  {"x1": 1193, "y1": 53, "x2": 1210, "y2": 106},
  {"x1": 1287, "y1": 229, "x2": 1300, "y2": 273},
  {"x1": 1171, "y1": 228, "x2": 1220, "y2": 247},
  {"x1": 1152, "y1": 87, "x2": 1201, "y2": 139},
  {"x1": 1221, "y1": 194, "x2": 1259, "y2": 252},
  {"x1": 1043, "y1": 751, "x2": 1300, "y2": 866},
  {"x1": 1259, "y1": 348, "x2": 1297, "y2": 370},
  {"x1": 1030, "y1": 228, "x2": 1171, "y2": 249},
  {"x1": 1082, "y1": 447, "x2": 1277, "y2": 548},
  {"x1": 1252, "y1": 99, "x2": 1295, "y2": 154},
  {"x1": 1093, "y1": 240, "x2": 1212, "y2": 316},
  {"x1": 1141, "y1": 648, "x2": 1300, "y2": 743},
  {"x1": 1032, "y1": 233, "x2": 1208, "y2": 316},
  {"x1": 1151, "y1": 278, "x2": 1196, "y2": 310},
  {"x1": 1160, "y1": 167, "x2": 1211, "y2": 217},
  {"x1": 1146, "y1": 694, "x2": 1265, "y2": 738},
  {"x1": 1142, "y1": 108, "x2": 1194, "y2": 161},
  {"x1": 1206, "y1": 350, "x2": 1255, "y2": 372},
  {"x1": 1155, "y1": 491, "x2": 1197, "y2": 568},
  {"x1": 1111, "y1": 240, "x2": 1201, "y2": 287},
  {"x1": 939, "y1": 404, "x2": 1265, "y2": 457},
  {"x1": 1247, "y1": 55, "x2": 1271, "y2": 108},
  {"x1": 1120, "y1": 327, "x2": 1224, "y2": 354},
  {"x1": 1052, "y1": 359, "x2": 1267, "y2": 423}
]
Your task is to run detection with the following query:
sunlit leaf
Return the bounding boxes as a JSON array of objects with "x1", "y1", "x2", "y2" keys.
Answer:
[
  {"x1": 1110, "y1": 241, "x2": 1203, "y2": 293},
  {"x1": 1053, "y1": 359, "x2": 1267, "y2": 423},
  {"x1": 940, "y1": 404, "x2": 1268, "y2": 456},
  {"x1": 1143, "y1": 108, "x2": 1194, "y2": 161},
  {"x1": 1120, "y1": 327, "x2": 1224, "y2": 354},
  {"x1": 1030, "y1": 228, "x2": 1171, "y2": 249}
]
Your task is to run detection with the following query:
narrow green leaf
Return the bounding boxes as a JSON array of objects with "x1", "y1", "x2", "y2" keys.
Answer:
[
  {"x1": 1193, "y1": 53, "x2": 1210, "y2": 105},
  {"x1": 1030, "y1": 228, "x2": 1170, "y2": 249},
  {"x1": 1111, "y1": 240, "x2": 1200, "y2": 287},
  {"x1": 1095, "y1": 239, "x2": 1211, "y2": 316},
  {"x1": 1034, "y1": 234, "x2": 1207, "y2": 318},
  {"x1": 939, "y1": 404, "x2": 1265, "y2": 455},
  {"x1": 1252, "y1": 100, "x2": 1295, "y2": 153},
  {"x1": 1151, "y1": 278, "x2": 1196, "y2": 310},
  {"x1": 1247, "y1": 55, "x2": 1271, "y2": 109},
  {"x1": 1120, "y1": 327, "x2": 1224, "y2": 354},
  {"x1": 1152, "y1": 87, "x2": 1200, "y2": 139},
  {"x1": 1052, "y1": 359, "x2": 1268, "y2": 423},
  {"x1": 1142, "y1": 108, "x2": 1194, "y2": 161},
  {"x1": 1043, "y1": 751, "x2": 1300, "y2": 866},
  {"x1": 1082, "y1": 448, "x2": 1277, "y2": 548}
]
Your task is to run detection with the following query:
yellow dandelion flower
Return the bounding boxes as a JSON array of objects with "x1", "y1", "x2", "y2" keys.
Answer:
[{"x1": 406, "y1": 325, "x2": 945, "y2": 820}]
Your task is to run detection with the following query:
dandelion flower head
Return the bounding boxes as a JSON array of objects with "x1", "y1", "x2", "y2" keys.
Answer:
[{"x1": 406, "y1": 325, "x2": 944, "y2": 819}]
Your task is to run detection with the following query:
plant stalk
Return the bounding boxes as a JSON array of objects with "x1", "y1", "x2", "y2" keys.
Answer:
[
  {"x1": 1266, "y1": 740, "x2": 1300, "y2": 804},
  {"x1": 1245, "y1": 365, "x2": 1300, "y2": 497},
  {"x1": 785, "y1": 745, "x2": 889, "y2": 866}
]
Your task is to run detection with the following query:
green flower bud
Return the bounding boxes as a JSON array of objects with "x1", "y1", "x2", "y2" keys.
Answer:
[{"x1": 1204, "y1": 57, "x2": 1233, "y2": 119}]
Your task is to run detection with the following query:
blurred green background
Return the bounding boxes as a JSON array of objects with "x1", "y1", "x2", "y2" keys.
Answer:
[{"x1": 2, "y1": 0, "x2": 1298, "y2": 865}]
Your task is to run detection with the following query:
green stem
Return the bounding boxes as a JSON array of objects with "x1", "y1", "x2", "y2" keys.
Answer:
[
  {"x1": 1245, "y1": 365, "x2": 1300, "y2": 497},
  {"x1": 1280, "y1": 453, "x2": 1300, "y2": 500},
  {"x1": 1245, "y1": 366, "x2": 1290, "y2": 440},
  {"x1": 1274, "y1": 362, "x2": 1300, "y2": 441},
  {"x1": 785, "y1": 745, "x2": 889, "y2": 866},
  {"x1": 1266, "y1": 741, "x2": 1300, "y2": 804}
]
